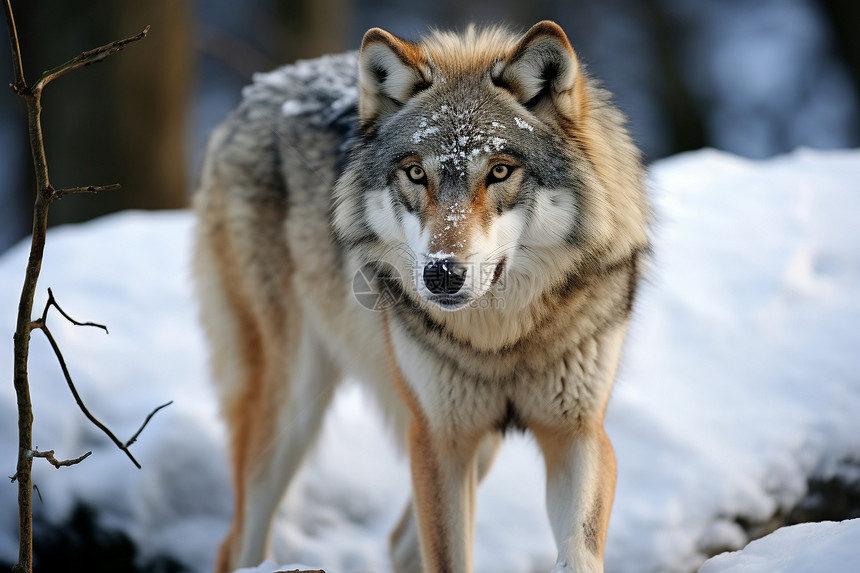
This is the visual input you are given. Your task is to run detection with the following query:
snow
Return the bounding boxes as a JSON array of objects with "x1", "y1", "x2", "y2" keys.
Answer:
[
  {"x1": 411, "y1": 119, "x2": 440, "y2": 144},
  {"x1": 513, "y1": 117, "x2": 534, "y2": 132},
  {"x1": 411, "y1": 104, "x2": 508, "y2": 176},
  {"x1": 1, "y1": 147, "x2": 859, "y2": 572},
  {"x1": 699, "y1": 519, "x2": 860, "y2": 573},
  {"x1": 237, "y1": 561, "x2": 320, "y2": 573},
  {"x1": 282, "y1": 99, "x2": 324, "y2": 117}
]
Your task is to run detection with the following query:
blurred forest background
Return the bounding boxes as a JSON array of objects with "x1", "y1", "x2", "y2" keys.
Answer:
[{"x1": 1, "y1": 0, "x2": 858, "y2": 254}]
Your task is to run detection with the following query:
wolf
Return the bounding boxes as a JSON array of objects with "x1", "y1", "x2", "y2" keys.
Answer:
[{"x1": 193, "y1": 20, "x2": 650, "y2": 573}]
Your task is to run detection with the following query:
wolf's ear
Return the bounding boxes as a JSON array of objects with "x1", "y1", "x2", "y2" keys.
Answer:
[
  {"x1": 358, "y1": 28, "x2": 431, "y2": 127},
  {"x1": 494, "y1": 21, "x2": 582, "y2": 120}
]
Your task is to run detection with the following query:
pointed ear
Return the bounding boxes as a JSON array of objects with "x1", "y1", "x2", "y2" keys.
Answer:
[
  {"x1": 493, "y1": 21, "x2": 583, "y2": 119},
  {"x1": 358, "y1": 28, "x2": 431, "y2": 127}
]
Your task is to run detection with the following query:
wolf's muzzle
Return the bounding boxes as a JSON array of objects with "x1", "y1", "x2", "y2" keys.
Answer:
[{"x1": 423, "y1": 259, "x2": 467, "y2": 295}]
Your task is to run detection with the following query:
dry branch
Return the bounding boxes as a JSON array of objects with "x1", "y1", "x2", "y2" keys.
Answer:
[
  {"x1": 52, "y1": 183, "x2": 122, "y2": 201},
  {"x1": 2, "y1": 0, "x2": 23, "y2": 89},
  {"x1": 35, "y1": 287, "x2": 109, "y2": 333},
  {"x1": 31, "y1": 289, "x2": 172, "y2": 469},
  {"x1": 30, "y1": 449, "x2": 93, "y2": 469},
  {"x1": 32, "y1": 25, "x2": 149, "y2": 90},
  {"x1": 3, "y1": 3, "x2": 151, "y2": 571},
  {"x1": 125, "y1": 401, "x2": 174, "y2": 448}
]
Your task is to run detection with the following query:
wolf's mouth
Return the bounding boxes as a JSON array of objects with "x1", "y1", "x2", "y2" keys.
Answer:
[
  {"x1": 491, "y1": 256, "x2": 507, "y2": 287},
  {"x1": 428, "y1": 293, "x2": 470, "y2": 311}
]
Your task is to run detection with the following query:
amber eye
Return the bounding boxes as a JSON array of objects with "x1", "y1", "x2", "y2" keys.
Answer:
[
  {"x1": 487, "y1": 164, "x2": 513, "y2": 184},
  {"x1": 406, "y1": 165, "x2": 427, "y2": 184}
]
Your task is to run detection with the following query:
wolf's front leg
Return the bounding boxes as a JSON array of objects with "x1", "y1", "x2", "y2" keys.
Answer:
[
  {"x1": 407, "y1": 415, "x2": 482, "y2": 573},
  {"x1": 534, "y1": 424, "x2": 617, "y2": 573},
  {"x1": 391, "y1": 432, "x2": 503, "y2": 573}
]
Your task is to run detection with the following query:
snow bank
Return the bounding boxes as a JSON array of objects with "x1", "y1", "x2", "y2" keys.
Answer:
[
  {"x1": 1, "y1": 147, "x2": 859, "y2": 572},
  {"x1": 606, "y1": 147, "x2": 860, "y2": 572},
  {"x1": 699, "y1": 519, "x2": 860, "y2": 573},
  {"x1": 236, "y1": 561, "x2": 319, "y2": 573}
]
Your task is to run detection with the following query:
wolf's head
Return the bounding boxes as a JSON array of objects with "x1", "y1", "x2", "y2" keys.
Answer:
[{"x1": 334, "y1": 21, "x2": 649, "y2": 315}]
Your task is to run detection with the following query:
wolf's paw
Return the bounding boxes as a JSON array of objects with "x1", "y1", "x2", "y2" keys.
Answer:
[{"x1": 550, "y1": 559, "x2": 603, "y2": 573}]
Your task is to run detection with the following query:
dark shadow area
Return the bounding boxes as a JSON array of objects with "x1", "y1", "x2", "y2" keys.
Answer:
[{"x1": 1, "y1": 503, "x2": 188, "y2": 573}]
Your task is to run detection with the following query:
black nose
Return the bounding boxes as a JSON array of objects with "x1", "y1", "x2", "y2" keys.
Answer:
[{"x1": 423, "y1": 259, "x2": 466, "y2": 295}]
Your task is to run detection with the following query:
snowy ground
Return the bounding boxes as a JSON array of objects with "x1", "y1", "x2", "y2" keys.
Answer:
[
  {"x1": 699, "y1": 518, "x2": 860, "y2": 573},
  {"x1": 1, "y1": 147, "x2": 859, "y2": 572}
]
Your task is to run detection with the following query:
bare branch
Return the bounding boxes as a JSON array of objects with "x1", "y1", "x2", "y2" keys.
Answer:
[
  {"x1": 33, "y1": 25, "x2": 150, "y2": 91},
  {"x1": 52, "y1": 183, "x2": 121, "y2": 202},
  {"x1": 33, "y1": 300, "x2": 172, "y2": 468},
  {"x1": 7, "y1": 0, "x2": 43, "y2": 562},
  {"x1": 35, "y1": 288, "x2": 109, "y2": 333},
  {"x1": 36, "y1": 323, "x2": 142, "y2": 468},
  {"x1": 2, "y1": 0, "x2": 25, "y2": 92},
  {"x1": 125, "y1": 401, "x2": 173, "y2": 448},
  {"x1": 30, "y1": 449, "x2": 93, "y2": 469},
  {"x1": 32, "y1": 484, "x2": 41, "y2": 504},
  {"x1": 4, "y1": 3, "x2": 152, "y2": 569}
]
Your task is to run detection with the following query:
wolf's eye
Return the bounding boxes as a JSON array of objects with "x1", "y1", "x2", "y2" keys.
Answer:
[
  {"x1": 486, "y1": 164, "x2": 513, "y2": 184},
  {"x1": 406, "y1": 165, "x2": 427, "y2": 184}
]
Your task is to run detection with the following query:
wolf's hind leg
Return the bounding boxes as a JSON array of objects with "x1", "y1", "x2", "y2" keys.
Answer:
[
  {"x1": 390, "y1": 432, "x2": 502, "y2": 573},
  {"x1": 225, "y1": 326, "x2": 340, "y2": 571},
  {"x1": 201, "y1": 237, "x2": 339, "y2": 573}
]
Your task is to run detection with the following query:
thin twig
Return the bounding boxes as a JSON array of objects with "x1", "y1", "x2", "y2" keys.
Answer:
[
  {"x1": 35, "y1": 288, "x2": 109, "y2": 333},
  {"x1": 52, "y1": 183, "x2": 121, "y2": 202},
  {"x1": 2, "y1": 0, "x2": 24, "y2": 92},
  {"x1": 32, "y1": 484, "x2": 41, "y2": 504},
  {"x1": 30, "y1": 449, "x2": 93, "y2": 469},
  {"x1": 125, "y1": 401, "x2": 173, "y2": 448},
  {"x1": 32, "y1": 290, "x2": 173, "y2": 463},
  {"x1": 36, "y1": 324, "x2": 142, "y2": 468},
  {"x1": 33, "y1": 25, "x2": 150, "y2": 92}
]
